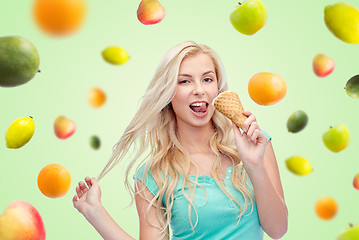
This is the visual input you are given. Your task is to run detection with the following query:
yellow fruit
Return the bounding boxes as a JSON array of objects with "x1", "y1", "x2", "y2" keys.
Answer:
[
  {"x1": 285, "y1": 156, "x2": 313, "y2": 176},
  {"x1": 5, "y1": 116, "x2": 35, "y2": 149},
  {"x1": 324, "y1": 2, "x2": 359, "y2": 44},
  {"x1": 101, "y1": 46, "x2": 129, "y2": 65}
]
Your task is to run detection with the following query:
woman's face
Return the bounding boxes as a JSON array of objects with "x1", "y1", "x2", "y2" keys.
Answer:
[{"x1": 171, "y1": 53, "x2": 219, "y2": 128}]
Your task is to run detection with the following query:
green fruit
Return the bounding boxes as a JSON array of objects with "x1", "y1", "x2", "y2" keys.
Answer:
[
  {"x1": 90, "y1": 135, "x2": 100, "y2": 150},
  {"x1": 287, "y1": 110, "x2": 308, "y2": 133},
  {"x1": 5, "y1": 116, "x2": 35, "y2": 149},
  {"x1": 0, "y1": 36, "x2": 40, "y2": 87},
  {"x1": 285, "y1": 156, "x2": 313, "y2": 176},
  {"x1": 101, "y1": 46, "x2": 129, "y2": 65},
  {"x1": 229, "y1": 0, "x2": 267, "y2": 35},
  {"x1": 345, "y1": 75, "x2": 359, "y2": 99},
  {"x1": 322, "y1": 124, "x2": 350, "y2": 153},
  {"x1": 337, "y1": 223, "x2": 359, "y2": 240},
  {"x1": 324, "y1": 3, "x2": 359, "y2": 44}
]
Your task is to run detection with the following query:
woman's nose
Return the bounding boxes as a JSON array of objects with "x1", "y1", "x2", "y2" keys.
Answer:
[{"x1": 193, "y1": 82, "x2": 205, "y2": 95}]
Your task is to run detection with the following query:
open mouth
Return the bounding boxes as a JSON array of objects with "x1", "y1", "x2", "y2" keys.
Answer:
[{"x1": 189, "y1": 102, "x2": 209, "y2": 115}]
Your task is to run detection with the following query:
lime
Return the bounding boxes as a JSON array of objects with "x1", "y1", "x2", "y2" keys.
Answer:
[
  {"x1": 285, "y1": 156, "x2": 313, "y2": 176},
  {"x1": 5, "y1": 116, "x2": 35, "y2": 149},
  {"x1": 90, "y1": 135, "x2": 100, "y2": 150},
  {"x1": 101, "y1": 46, "x2": 129, "y2": 65},
  {"x1": 287, "y1": 110, "x2": 308, "y2": 133},
  {"x1": 345, "y1": 75, "x2": 359, "y2": 99}
]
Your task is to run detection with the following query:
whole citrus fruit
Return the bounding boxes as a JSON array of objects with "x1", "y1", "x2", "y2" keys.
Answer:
[
  {"x1": 248, "y1": 72, "x2": 287, "y2": 106},
  {"x1": 102, "y1": 46, "x2": 130, "y2": 65},
  {"x1": 5, "y1": 116, "x2": 35, "y2": 149},
  {"x1": 88, "y1": 87, "x2": 106, "y2": 108},
  {"x1": 37, "y1": 163, "x2": 71, "y2": 198},
  {"x1": 315, "y1": 196, "x2": 338, "y2": 220},
  {"x1": 33, "y1": 0, "x2": 86, "y2": 36}
]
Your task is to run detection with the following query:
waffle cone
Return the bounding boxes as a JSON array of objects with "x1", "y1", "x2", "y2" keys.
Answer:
[{"x1": 213, "y1": 91, "x2": 247, "y2": 129}]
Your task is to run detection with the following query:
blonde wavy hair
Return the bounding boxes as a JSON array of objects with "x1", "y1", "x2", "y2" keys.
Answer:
[{"x1": 97, "y1": 41, "x2": 255, "y2": 238}]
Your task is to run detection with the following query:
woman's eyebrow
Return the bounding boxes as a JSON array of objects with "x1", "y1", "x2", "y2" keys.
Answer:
[{"x1": 178, "y1": 71, "x2": 215, "y2": 77}]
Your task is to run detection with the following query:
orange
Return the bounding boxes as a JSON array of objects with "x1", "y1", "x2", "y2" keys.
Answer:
[
  {"x1": 315, "y1": 196, "x2": 338, "y2": 220},
  {"x1": 37, "y1": 163, "x2": 71, "y2": 198},
  {"x1": 248, "y1": 72, "x2": 287, "y2": 106},
  {"x1": 88, "y1": 87, "x2": 107, "y2": 108},
  {"x1": 33, "y1": 0, "x2": 86, "y2": 36}
]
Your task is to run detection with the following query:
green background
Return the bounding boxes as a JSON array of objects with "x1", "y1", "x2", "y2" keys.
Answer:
[{"x1": 1, "y1": 0, "x2": 358, "y2": 239}]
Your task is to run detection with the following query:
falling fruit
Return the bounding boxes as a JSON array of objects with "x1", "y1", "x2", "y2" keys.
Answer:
[
  {"x1": 315, "y1": 196, "x2": 338, "y2": 220},
  {"x1": 313, "y1": 53, "x2": 335, "y2": 77},
  {"x1": 322, "y1": 124, "x2": 350, "y2": 153},
  {"x1": 102, "y1": 46, "x2": 129, "y2": 65},
  {"x1": 0, "y1": 201, "x2": 46, "y2": 240},
  {"x1": 285, "y1": 156, "x2": 313, "y2": 176},
  {"x1": 33, "y1": 0, "x2": 86, "y2": 36},
  {"x1": 88, "y1": 87, "x2": 106, "y2": 108},
  {"x1": 324, "y1": 2, "x2": 359, "y2": 44},
  {"x1": 229, "y1": 0, "x2": 267, "y2": 35},
  {"x1": 37, "y1": 163, "x2": 71, "y2": 198},
  {"x1": 137, "y1": 0, "x2": 166, "y2": 25},
  {"x1": 353, "y1": 173, "x2": 359, "y2": 190},
  {"x1": 287, "y1": 110, "x2": 308, "y2": 133},
  {"x1": 345, "y1": 75, "x2": 359, "y2": 99},
  {"x1": 337, "y1": 223, "x2": 359, "y2": 240},
  {"x1": 5, "y1": 116, "x2": 35, "y2": 149},
  {"x1": 54, "y1": 116, "x2": 76, "y2": 139},
  {"x1": 90, "y1": 135, "x2": 101, "y2": 150},
  {"x1": 248, "y1": 72, "x2": 287, "y2": 106},
  {"x1": 0, "y1": 36, "x2": 40, "y2": 87}
]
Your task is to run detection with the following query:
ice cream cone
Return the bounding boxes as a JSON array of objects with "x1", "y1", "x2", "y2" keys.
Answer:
[{"x1": 213, "y1": 91, "x2": 247, "y2": 129}]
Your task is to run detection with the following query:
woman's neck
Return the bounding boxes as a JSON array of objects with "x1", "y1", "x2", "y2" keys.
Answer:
[{"x1": 176, "y1": 122, "x2": 215, "y2": 154}]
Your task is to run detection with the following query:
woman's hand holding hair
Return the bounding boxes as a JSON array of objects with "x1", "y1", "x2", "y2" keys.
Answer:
[
  {"x1": 73, "y1": 176, "x2": 102, "y2": 219},
  {"x1": 232, "y1": 110, "x2": 268, "y2": 174}
]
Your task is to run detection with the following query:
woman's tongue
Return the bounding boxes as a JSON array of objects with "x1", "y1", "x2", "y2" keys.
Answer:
[{"x1": 190, "y1": 105, "x2": 207, "y2": 113}]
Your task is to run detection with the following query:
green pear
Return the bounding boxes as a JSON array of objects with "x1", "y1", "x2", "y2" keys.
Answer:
[
  {"x1": 322, "y1": 124, "x2": 350, "y2": 153},
  {"x1": 0, "y1": 36, "x2": 40, "y2": 87},
  {"x1": 229, "y1": 0, "x2": 267, "y2": 35},
  {"x1": 324, "y1": 3, "x2": 359, "y2": 44},
  {"x1": 337, "y1": 223, "x2": 359, "y2": 240}
]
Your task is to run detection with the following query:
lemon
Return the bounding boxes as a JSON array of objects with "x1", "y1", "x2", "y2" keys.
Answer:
[
  {"x1": 101, "y1": 46, "x2": 129, "y2": 65},
  {"x1": 324, "y1": 2, "x2": 359, "y2": 44},
  {"x1": 5, "y1": 116, "x2": 35, "y2": 149},
  {"x1": 285, "y1": 156, "x2": 313, "y2": 176}
]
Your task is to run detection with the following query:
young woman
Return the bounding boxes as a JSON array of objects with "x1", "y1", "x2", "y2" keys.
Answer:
[{"x1": 73, "y1": 41, "x2": 288, "y2": 240}]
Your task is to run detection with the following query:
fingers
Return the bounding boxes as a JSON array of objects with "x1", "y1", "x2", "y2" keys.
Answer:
[
  {"x1": 242, "y1": 114, "x2": 256, "y2": 132},
  {"x1": 75, "y1": 176, "x2": 94, "y2": 199}
]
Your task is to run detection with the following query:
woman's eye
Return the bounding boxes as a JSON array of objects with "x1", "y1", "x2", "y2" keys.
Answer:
[
  {"x1": 204, "y1": 78, "x2": 212, "y2": 82},
  {"x1": 179, "y1": 80, "x2": 189, "y2": 84}
]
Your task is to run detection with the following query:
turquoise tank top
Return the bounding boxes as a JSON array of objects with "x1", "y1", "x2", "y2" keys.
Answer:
[{"x1": 135, "y1": 130, "x2": 271, "y2": 240}]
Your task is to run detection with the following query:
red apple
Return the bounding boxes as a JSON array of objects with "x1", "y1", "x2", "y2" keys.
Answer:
[
  {"x1": 137, "y1": 0, "x2": 166, "y2": 25},
  {"x1": 0, "y1": 201, "x2": 45, "y2": 240},
  {"x1": 313, "y1": 53, "x2": 335, "y2": 77},
  {"x1": 54, "y1": 115, "x2": 76, "y2": 139},
  {"x1": 353, "y1": 173, "x2": 359, "y2": 190}
]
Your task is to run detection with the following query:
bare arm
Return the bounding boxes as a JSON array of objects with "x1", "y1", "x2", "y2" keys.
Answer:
[
  {"x1": 73, "y1": 177, "x2": 168, "y2": 240},
  {"x1": 73, "y1": 177, "x2": 135, "y2": 240},
  {"x1": 134, "y1": 181, "x2": 169, "y2": 240},
  {"x1": 232, "y1": 111, "x2": 288, "y2": 239},
  {"x1": 247, "y1": 141, "x2": 288, "y2": 239}
]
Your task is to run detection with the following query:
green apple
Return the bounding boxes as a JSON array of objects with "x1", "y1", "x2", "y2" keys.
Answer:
[
  {"x1": 229, "y1": 0, "x2": 267, "y2": 35},
  {"x1": 322, "y1": 124, "x2": 350, "y2": 153},
  {"x1": 337, "y1": 223, "x2": 359, "y2": 240}
]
